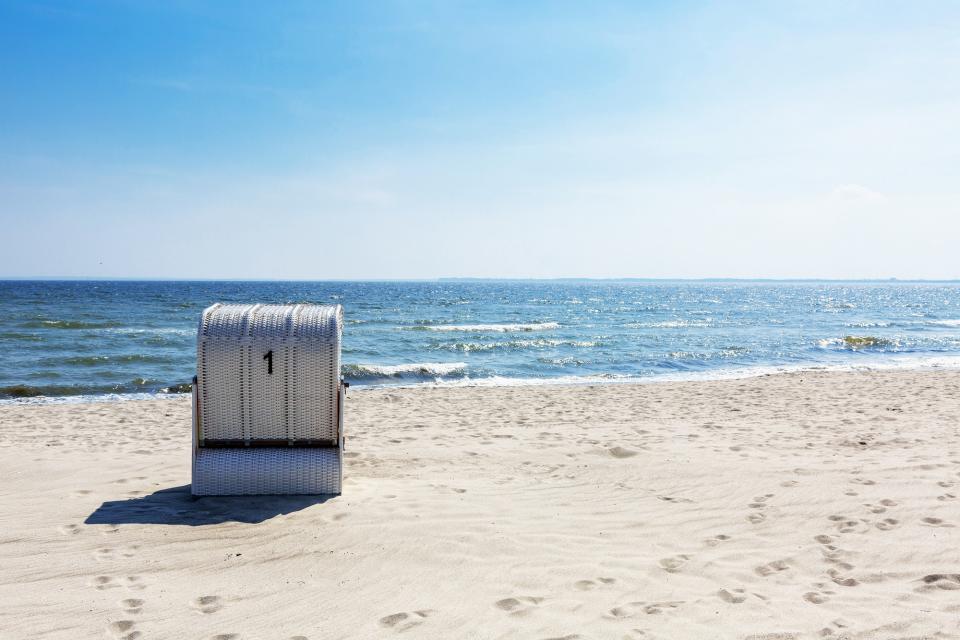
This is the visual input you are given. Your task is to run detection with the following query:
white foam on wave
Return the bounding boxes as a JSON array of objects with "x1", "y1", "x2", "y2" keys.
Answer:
[
  {"x1": 929, "y1": 319, "x2": 960, "y2": 327},
  {"x1": 345, "y1": 362, "x2": 468, "y2": 378},
  {"x1": 435, "y1": 338, "x2": 598, "y2": 352},
  {"x1": 422, "y1": 354, "x2": 960, "y2": 389},
  {"x1": 415, "y1": 322, "x2": 560, "y2": 332},
  {"x1": 845, "y1": 319, "x2": 960, "y2": 328},
  {"x1": 103, "y1": 327, "x2": 195, "y2": 336},
  {"x1": 0, "y1": 392, "x2": 186, "y2": 406},
  {"x1": 845, "y1": 321, "x2": 892, "y2": 328},
  {"x1": 624, "y1": 320, "x2": 714, "y2": 329},
  {"x1": 427, "y1": 373, "x2": 634, "y2": 388}
]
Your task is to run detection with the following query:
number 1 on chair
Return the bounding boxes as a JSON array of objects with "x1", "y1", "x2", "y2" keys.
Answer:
[{"x1": 263, "y1": 350, "x2": 273, "y2": 375}]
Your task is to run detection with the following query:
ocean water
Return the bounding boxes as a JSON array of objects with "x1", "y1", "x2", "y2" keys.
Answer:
[{"x1": 1, "y1": 280, "x2": 960, "y2": 402}]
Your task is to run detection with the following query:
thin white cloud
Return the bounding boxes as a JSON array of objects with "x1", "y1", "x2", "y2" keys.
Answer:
[{"x1": 830, "y1": 184, "x2": 888, "y2": 204}]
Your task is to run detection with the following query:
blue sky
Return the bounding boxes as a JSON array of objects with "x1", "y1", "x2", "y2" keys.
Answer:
[{"x1": 1, "y1": 1, "x2": 958, "y2": 279}]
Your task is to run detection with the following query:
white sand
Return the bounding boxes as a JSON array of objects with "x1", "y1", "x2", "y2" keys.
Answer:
[{"x1": 2, "y1": 370, "x2": 960, "y2": 639}]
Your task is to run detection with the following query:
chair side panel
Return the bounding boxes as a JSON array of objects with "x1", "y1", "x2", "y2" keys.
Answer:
[
  {"x1": 198, "y1": 337, "x2": 245, "y2": 441},
  {"x1": 290, "y1": 340, "x2": 338, "y2": 441}
]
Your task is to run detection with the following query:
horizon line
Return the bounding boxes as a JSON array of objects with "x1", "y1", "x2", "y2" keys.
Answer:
[{"x1": 2, "y1": 276, "x2": 960, "y2": 284}]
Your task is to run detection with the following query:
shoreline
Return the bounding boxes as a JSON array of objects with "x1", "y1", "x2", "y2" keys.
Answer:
[{"x1": 5, "y1": 352, "x2": 960, "y2": 405}]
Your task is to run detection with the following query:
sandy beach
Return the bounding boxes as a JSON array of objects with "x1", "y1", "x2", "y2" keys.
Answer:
[{"x1": 2, "y1": 369, "x2": 960, "y2": 639}]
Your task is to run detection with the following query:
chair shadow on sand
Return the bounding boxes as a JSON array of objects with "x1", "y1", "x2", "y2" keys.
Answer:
[{"x1": 85, "y1": 485, "x2": 335, "y2": 526}]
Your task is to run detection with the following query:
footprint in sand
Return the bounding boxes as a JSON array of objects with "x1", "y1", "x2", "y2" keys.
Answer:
[
  {"x1": 827, "y1": 568, "x2": 858, "y2": 587},
  {"x1": 819, "y1": 547, "x2": 853, "y2": 572},
  {"x1": 754, "y1": 560, "x2": 790, "y2": 577},
  {"x1": 658, "y1": 555, "x2": 690, "y2": 573},
  {"x1": 192, "y1": 595, "x2": 223, "y2": 614},
  {"x1": 921, "y1": 517, "x2": 951, "y2": 527},
  {"x1": 747, "y1": 511, "x2": 767, "y2": 524},
  {"x1": 609, "y1": 446, "x2": 638, "y2": 458},
  {"x1": 95, "y1": 548, "x2": 115, "y2": 561},
  {"x1": 58, "y1": 524, "x2": 81, "y2": 535},
  {"x1": 875, "y1": 518, "x2": 899, "y2": 531},
  {"x1": 72, "y1": 489, "x2": 92, "y2": 497},
  {"x1": 495, "y1": 597, "x2": 543, "y2": 616},
  {"x1": 92, "y1": 576, "x2": 119, "y2": 590},
  {"x1": 704, "y1": 534, "x2": 731, "y2": 547},
  {"x1": 121, "y1": 598, "x2": 144, "y2": 614},
  {"x1": 106, "y1": 619, "x2": 140, "y2": 639},
  {"x1": 573, "y1": 577, "x2": 616, "y2": 590},
  {"x1": 208, "y1": 635, "x2": 239, "y2": 640},
  {"x1": 918, "y1": 574, "x2": 960, "y2": 591},
  {"x1": 608, "y1": 601, "x2": 682, "y2": 618},
  {"x1": 803, "y1": 591, "x2": 830, "y2": 604},
  {"x1": 827, "y1": 515, "x2": 861, "y2": 533},
  {"x1": 717, "y1": 588, "x2": 747, "y2": 603},
  {"x1": 379, "y1": 610, "x2": 433, "y2": 631},
  {"x1": 937, "y1": 493, "x2": 956, "y2": 501},
  {"x1": 122, "y1": 576, "x2": 146, "y2": 591}
]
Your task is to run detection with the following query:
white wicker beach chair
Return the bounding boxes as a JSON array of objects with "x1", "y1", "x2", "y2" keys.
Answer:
[{"x1": 191, "y1": 303, "x2": 345, "y2": 496}]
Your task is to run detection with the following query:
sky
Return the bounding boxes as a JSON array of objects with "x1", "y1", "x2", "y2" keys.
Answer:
[{"x1": 1, "y1": 1, "x2": 958, "y2": 280}]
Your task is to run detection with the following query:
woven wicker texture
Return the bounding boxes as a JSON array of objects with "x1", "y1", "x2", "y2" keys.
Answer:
[
  {"x1": 197, "y1": 304, "x2": 342, "y2": 443},
  {"x1": 192, "y1": 447, "x2": 342, "y2": 495},
  {"x1": 193, "y1": 303, "x2": 343, "y2": 496}
]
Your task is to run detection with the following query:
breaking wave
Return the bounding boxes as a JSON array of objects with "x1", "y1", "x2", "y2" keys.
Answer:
[
  {"x1": 408, "y1": 322, "x2": 560, "y2": 332},
  {"x1": 21, "y1": 319, "x2": 123, "y2": 330},
  {"x1": 342, "y1": 362, "x2": 468, "y2": 381},
  {"x1": 431, "y1": 338, "x2": 598, "y2": 352},
  {"x1": 846, "y1": 319, "x2": 960, "y2": 329},
  {"x1": 624, "y1": 320, "x2": 715, "y2": 329},
  {"x1": 0, "y1": 380, "x2": 192, "y2": 399},
  {"x1": 59, "y1": 354, "x2": 173, "y2": 366}
]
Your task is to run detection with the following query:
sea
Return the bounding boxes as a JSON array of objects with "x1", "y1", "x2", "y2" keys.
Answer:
[{"x1": 1, "y1": 280, "x2": 959, "y2": 403}]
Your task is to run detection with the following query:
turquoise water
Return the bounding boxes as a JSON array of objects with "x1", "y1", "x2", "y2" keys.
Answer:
[{"x1": 1, "y1": 280, "x2": 960, "y2": 402}]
